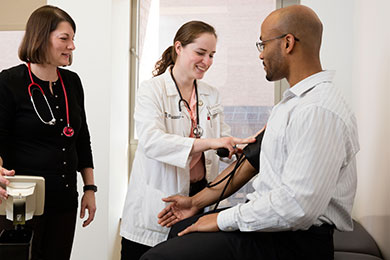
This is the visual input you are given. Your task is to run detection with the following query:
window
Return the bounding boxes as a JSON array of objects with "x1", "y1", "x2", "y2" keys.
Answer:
[{"x1": 130, "y1": 0, "x2": 298, "y2": 206}]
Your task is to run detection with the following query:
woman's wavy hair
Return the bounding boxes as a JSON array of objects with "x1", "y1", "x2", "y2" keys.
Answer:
[
  {"x1": 19, "y1": 5, "x2": 76, "y2": 65},
  {"x1": 152, "y1": 21, "x2": 216, "y2": 77}
]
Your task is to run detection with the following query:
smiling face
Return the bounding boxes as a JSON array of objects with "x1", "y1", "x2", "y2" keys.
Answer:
[
  {"x1": 47, "y1": 21, "x2": 75, "y2": 67},
  {"x1": 175, "y1": 32, "x2": 217, "y2": 80}
]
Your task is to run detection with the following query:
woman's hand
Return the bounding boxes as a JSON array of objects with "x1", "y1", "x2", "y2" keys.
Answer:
[
  {"x1": 80, "y1": 190, "x2": 96, "y2": 227},
  {"x1": 0, "y1": 166, "x2": 15, "y2": 202},
  {"x1": 158, "y1": 195, "x2": 200, "y2": 227},
  {"x1": 210, "y1": 136, "x2": 256, "y2": 158},
  {"x1": 192, "y1": 136, "x2": 255, "y2": 158}
]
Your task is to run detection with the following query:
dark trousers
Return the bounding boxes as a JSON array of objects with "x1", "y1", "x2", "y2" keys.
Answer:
[
  {"x1": 121, "y1": 178, "x2": 207, "y2": 260},
  {"x1": 121, "y1": 237, "x2": 152, "y2": 260},
  {"x1": 0, "y1": 208, "x2": 77, "y2": 260},
  {"x1": 141, "y1": 210, "x2": 334, "y2": 260}
]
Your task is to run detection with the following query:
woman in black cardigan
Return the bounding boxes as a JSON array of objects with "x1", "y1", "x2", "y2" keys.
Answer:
[{"x1": 0, "y1": 5, "x2": 96, "y2": 259}]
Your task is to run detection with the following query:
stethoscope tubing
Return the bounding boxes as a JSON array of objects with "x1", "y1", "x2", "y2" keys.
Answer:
[
  {"x1": 27, "y1": 63, "x2": 74, "y2": 137},
  {"x1": 170, "y1": 69, "x2": 203, "y2": 138},
  {"x1": 29, "y1": 88, "x2": 56, "y2": 125}
]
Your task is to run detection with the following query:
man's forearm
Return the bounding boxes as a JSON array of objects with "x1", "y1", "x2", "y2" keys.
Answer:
[{"x1": 192, "y1": 158, "x2": 257, "y2": 209}]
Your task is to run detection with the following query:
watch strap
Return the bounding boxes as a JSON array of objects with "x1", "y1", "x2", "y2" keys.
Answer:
[{"x1": 83, "y1": 184, "x2": 97, "y2": 192}]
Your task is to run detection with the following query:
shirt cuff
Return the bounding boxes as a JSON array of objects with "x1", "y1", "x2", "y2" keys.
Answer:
[{"x1": 217, "y1": 206, "x2": 239, "y2": 231}]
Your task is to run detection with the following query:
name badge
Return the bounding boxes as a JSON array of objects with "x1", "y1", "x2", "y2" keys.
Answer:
[{"x1": 165, "y1": 112, "x2": 182, "y2": 119}]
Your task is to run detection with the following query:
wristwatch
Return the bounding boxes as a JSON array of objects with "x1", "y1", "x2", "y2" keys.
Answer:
[{"x1": 83, "y1": 184, "x2": 98, "y2": 192}]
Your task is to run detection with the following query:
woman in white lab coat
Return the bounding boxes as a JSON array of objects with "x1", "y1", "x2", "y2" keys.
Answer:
[{"x1": 120, "y1": 21, "x2": 254, "y2": 259}]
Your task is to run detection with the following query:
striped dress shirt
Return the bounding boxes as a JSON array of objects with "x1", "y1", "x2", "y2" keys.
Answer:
[{"x1": 217, "y1": 70, "x2": 360, "y2": 232}]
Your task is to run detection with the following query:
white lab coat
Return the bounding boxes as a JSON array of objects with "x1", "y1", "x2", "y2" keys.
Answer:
[{"x1": 120, "y1": 69, "x2": 231, "y2": 246}]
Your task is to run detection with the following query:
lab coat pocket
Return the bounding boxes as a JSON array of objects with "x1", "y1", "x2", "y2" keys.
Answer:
[
  {"x1": 207, "y1": 104, "x2": 223, "y2": 118},
  {"x1": 141, "y1": 185, "x2": 169, "y2": 233},
  {"x1": 205, "y1": 104, "x2": 223, "y2": 134}
]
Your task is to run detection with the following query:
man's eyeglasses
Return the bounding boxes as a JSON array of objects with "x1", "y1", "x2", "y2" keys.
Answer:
[{"x1": 256, "y1": 33, "x2": 299, "y2": 52}]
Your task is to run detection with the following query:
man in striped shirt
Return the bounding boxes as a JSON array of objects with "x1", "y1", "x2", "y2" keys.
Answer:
[{"x1": 142, "y1": 5, "x2": 359, "y2": 260}]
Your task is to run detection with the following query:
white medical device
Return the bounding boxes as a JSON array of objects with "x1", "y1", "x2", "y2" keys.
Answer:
[{"x1": 0, "y1": 176, "x2": 45, "y2": 225}]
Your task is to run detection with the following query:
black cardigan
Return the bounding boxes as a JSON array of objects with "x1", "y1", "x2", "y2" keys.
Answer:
[{"x1": 0, "y1": 64, "x2": 94, "y2": 211}]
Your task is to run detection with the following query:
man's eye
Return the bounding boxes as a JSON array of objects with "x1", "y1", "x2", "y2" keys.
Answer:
[{"x1": 196, "y1": 52, "x2": 205, "y2": 56}]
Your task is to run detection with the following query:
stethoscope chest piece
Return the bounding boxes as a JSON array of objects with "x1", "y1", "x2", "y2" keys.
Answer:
[
  {"x1": 193, "y1": 125, "x2": 203, "y2": 138},
  {"x1": 63, "y1": 126, "x2": 74, "y2": 137}
]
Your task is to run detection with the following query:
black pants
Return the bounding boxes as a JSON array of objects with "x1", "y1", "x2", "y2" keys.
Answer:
[
  {"x1": 141, "y1": 210, "x2": 334, "y2": 260},
  {"x1": 0, "y1": 208, "x2": 77, "y2": 260},
  {"x1": 121, "y1": 237, "x2": 152, "y2": 260},
  {"x1": 121, "y1": 178, "x2": 207, "y2": 260}
]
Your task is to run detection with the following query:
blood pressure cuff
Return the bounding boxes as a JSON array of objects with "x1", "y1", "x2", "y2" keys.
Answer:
[{"x1": 242, "y1": 130, "x2": 265, "y2": 172}]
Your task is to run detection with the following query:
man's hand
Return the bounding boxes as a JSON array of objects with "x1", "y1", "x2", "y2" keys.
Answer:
[
  {"x1": 80, "y1": 190, "x2": 96, "y2": 227},
  {"x1": 158, "y1": 195, "x2": 200, "y2": 227},
  {"x1": 178, "y1": 213, "x2": 220, "y2": 236},
  {"x1": 0, "y1": 166, "x2": 15, "y2": 203}
]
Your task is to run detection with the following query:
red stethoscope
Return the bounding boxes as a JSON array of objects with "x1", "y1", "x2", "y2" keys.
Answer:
[{"x1": 27, "y1": 63, "x2": 74, "y2": 137}]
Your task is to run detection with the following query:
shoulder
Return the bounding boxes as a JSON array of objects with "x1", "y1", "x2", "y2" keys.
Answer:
[
  {"x1": 57, "y1": 67, "x2": 83, "y2": 92},
  {"x1": 293, "y1": 84, "x2": 356, "y2": 130},
  {"x1": 0, "y1": 64, "x2": 27, "y2": 96},
  {"x1": 197, "y1": 80, "x2": 220, "y2": 96},
  {"x1": 139, "y1": 73, "x2": 167, "y2": 96},
  {"x1": 0, "y1": 64, "x2": 27, "y2": 82},
  {"x1": 57, "y1": 67, "x2": 81, "y2": 82},
  {"x1": 197, "y1": 80, "x2": 217, "y2": 91}
]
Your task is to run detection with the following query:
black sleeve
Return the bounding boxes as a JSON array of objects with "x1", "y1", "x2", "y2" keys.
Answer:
[
  {"x1": 242, "y1": 130, "x2": 265, "y2": 172},
  {"x1": 0, "y1": 70, "x2": 16, "y2": 161},
  {"x1": 73, "y1": 73, "x2": 94, "y2": 171}
]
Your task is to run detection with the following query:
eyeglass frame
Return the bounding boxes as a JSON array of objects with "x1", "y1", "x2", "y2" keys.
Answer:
[{"x1": 256, "y1": 33, "x2": 300, "y2": 52}]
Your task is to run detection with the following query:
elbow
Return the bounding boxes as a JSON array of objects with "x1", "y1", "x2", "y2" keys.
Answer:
[
  {"x1": 289, "y1": 209, "x2": 321, "y2": 230},
  {"x1": 142, "y1": 140, "x2": 156, "y2": 159}
]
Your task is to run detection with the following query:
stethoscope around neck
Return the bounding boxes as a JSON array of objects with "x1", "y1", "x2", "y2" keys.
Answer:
[
  {"x1": 170, "y1": 69, "x2": 203, "y2": 138},
  {"x1": 27, "y1": 63, "x2": 74, "y2": 137}
]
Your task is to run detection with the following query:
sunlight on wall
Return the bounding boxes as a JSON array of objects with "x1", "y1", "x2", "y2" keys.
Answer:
[{"x1": 139, "y1": 0, "x2": 160, "y2": 83}]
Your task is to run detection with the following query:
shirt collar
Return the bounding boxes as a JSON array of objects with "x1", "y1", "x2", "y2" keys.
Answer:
[
  {"x1": 283, "y1": 70, "x2": 335, "y2": 99},
  {"x1": 163, "y1": 67, "x2": 210, "y2": 96}
]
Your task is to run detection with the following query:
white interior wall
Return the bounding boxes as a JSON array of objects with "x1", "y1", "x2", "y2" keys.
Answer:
[
  {"x1": 47, "y1": 0, "x2": 130, "y2": 259},
  {"x1": 108, "y1": 0, "x2": 130, "y2": 259},
  {"x1": 352, "y1": 1, "x2": 390, "y2": 259},
  {"x1": 302, "y1": 0, "x2": 390, "y2": 258}
]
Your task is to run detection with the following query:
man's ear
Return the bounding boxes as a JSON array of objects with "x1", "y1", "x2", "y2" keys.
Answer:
[{"x1": 285, "y1": 34, "x2": 295, "y2": 53}]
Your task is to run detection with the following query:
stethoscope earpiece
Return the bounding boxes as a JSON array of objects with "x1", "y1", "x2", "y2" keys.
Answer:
[{"x1": 49, "y1": 119, "x2": 56, "y2": 125}]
